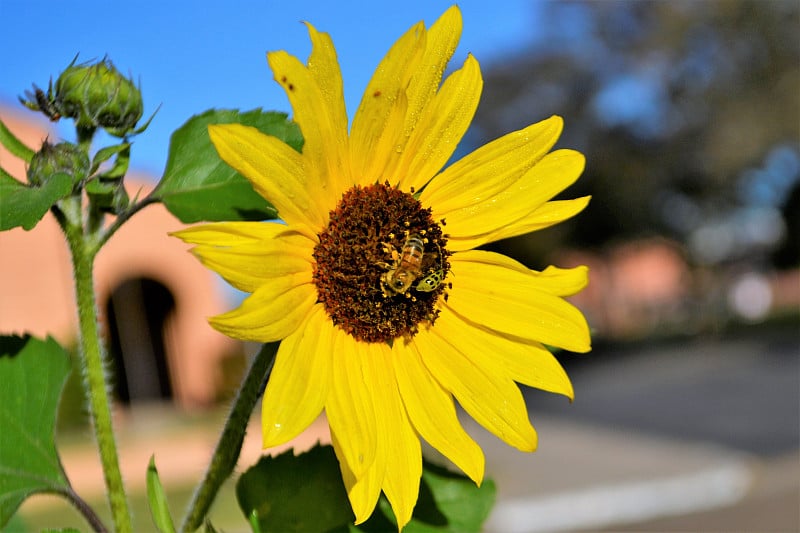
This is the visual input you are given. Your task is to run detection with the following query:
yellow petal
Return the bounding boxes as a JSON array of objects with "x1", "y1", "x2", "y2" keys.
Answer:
[
  {"x1": 350, "y1": 21, "x2": 424, "y2": 184},
  {"x1": 331, "y1": 340, "x2": 389, "y2": 524},
  {"x1": 171, "y1": 220, "x2": 288, "y2": 246},
  {"x1": 305, "y1": 23, "x2": 348, "y2": 142},
  {"x1": 446, "y1": 196, "x2": 591, "y2": 251},
  {"x1": 451, "y1": 249, "x2": 589, "y2": 296},
  {"x1": 446, "y1": 251, "x2": 591, "y2": 353},
  {"x1": 393, "y1": 340, "x2": 484, "y2": 484},
  {"x1": 414, "y1": 326, "x2": 538, "y2": 451},
  {"x1": 191, "y1": 228, "x2": 314, "y2": 293},
  {"x1": 365, "y1": 344, "x2": 421, "y2": 531},
  {"x1": 208, "y1": 278, "x2": 316, "y2": 343},
  {"x1": 333, "y1": 430, "x2": 385, "y2": 524},
  {"x1": 393, "y1": 54, "x2": 482, "y2": 192},
  {"x1": 207, "y1": 124, "x2": 326, "y2": 231},
  {"x1": 403, "y1": 6, "x2": 462, "y2": 141},
  {"x1": 537, "y1": 264, "x2": 590, "y2": 297},
  {"x1": 438, "y1": 149, "x2": 585, "y2": 242},
  {"x1": 262, "y1": 305, "x2": 332, "y2": 447},
  {"x1": 268, "y1": 47, "x2": 350, "y2": 207},
  {"x1": 419, "y1": 116, "x2": 563, "y2": 211},
  {"x1": 352, "y1": 5, "x2": 463, "y2": 189},
  {"x1": 326, "y1": 330, "x2": 378, "y2": 478},
  {"x1": 435, "y1": 308, "x2": 574, "y2": 400}
]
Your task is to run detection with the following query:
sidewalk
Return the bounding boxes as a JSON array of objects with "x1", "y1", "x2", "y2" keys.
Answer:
[
  {"x1": 28, "y1": 406, "x2": 799, "y2": 532},
  {"x1": 52, "y1": 406, "x2": 333, "y2": 500}
]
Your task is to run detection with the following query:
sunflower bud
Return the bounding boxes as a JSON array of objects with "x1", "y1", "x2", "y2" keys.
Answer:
[
  {"x1": 55, "y1": 58, "x2": 143, "y2": 136},
  {"x1": 27, "y1": 141, "x2": 90, "y2": 187}
]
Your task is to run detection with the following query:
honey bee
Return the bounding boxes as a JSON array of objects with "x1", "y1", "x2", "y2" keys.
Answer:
[{"x1": 380, "y1": 233, "x2": 426, "y2": 297}]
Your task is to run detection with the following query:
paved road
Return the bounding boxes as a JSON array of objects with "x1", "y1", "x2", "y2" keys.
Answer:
[
  {"x1": 532, "y1": 326, "x2": 800, "y2": 456},
  {"x1": 478, "y1": 324, "x2": 799, "y2": 532}
]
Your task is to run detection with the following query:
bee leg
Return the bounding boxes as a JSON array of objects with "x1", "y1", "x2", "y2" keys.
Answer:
[{"x1": 380, "y1": 242, "x2": 399, "y2": 260}]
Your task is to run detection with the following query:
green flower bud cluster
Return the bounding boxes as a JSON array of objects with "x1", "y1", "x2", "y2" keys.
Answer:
[
  {"x1": 20, "y1": 57, "x2": 145, "y2": 137},
  {"x1": 16, "y1": 56, "x2": 155, "y2": 218},
  {"x1": 56, "y1": 58, "x2": 143, "y2": 136},
  {"x1": 27, "y1": 141, "x2": 89, "y2": 188}
]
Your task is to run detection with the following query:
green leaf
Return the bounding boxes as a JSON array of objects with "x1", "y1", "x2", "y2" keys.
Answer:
[
  {"x1": 154, "y1": 108, "x2": 303, "y2": 223},
  {"x1": 147, "y1": 456, "x2": 176, "y2": 533},
  {"x1": 0, "y1": 119, "x2": 35, "y2": 163},
  {"x1": 360, "y1": 462, "x2": 496, "y2": 533},
  {"x1": 85, "y1": 178, "x2": 116, "y2": 198},
  {"x1": 236, "y1": 444, "x2": 354, "y2": 533},
  {"x1": 0, "y1": 173, "x2": 73, "y2": 231},
  {"x1": 90, "y1": 142, "x2": 130, "y2": 174},
  {"x1": 97, "y1": 144, "x2": 131, "y2": 180},
  {"x1": 86, "y1": 178, "x2": 129, "y2": 214},
  {"x1": 0, "y1": 334, "x2": 72, "y2": 527},
  {"x1": 237, "y1": 446, "x2": 495, "y2": 533},
  {"x1": 407, "y1": 463, "x2": 496, "y2": 532}
]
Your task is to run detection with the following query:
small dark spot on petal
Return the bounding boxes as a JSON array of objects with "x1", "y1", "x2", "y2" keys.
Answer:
[
  {"x1": 373, "y1": 90, "x2": 382, "y2": 97},
  {"x1": 288, "y1": 83, "x2": 295, "y2": 91}
]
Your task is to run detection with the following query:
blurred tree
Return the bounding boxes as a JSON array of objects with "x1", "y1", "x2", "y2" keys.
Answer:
[{"x1": 471, "y1": 0, "x2": 799, "y2": 268}]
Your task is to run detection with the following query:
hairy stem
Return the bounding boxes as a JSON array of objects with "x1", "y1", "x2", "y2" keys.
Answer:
[
  {"x1": 181, "y1": 342, "x2": 278, "y2": 533},
  {"x1": 63, "y1": 211, "x2": 132, "y2": 533}
]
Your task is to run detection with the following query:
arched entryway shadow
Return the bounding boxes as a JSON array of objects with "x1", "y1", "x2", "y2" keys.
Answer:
[{"x1": 105, "y1": 277, "x2": 175, "y2": 405}]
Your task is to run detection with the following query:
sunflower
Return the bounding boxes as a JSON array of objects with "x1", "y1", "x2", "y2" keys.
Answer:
[{"x1": 174, "y1": 5, "x2": 590, "y2": 529}]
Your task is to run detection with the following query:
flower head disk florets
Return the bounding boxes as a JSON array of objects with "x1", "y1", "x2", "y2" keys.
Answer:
[{"x1": 313, "y1": 183, "x2": 449, "y2": 343}]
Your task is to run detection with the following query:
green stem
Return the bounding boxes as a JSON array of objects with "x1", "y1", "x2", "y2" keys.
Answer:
[
  {"x1": 181, "y1": 342, "x2": 278, "y2": 533},
  {"x1": 96, "y1": 193, "x2": 157, "y2": 249},
  {"x1": 76, "y1": 125, "x2": 97, "y2": 152},
  {"x1": 63, "y1": 207, "x2": 132, "y2": 533},
  {"x1": 57, "y1": 486, "x2": 109, "y2": 533}
]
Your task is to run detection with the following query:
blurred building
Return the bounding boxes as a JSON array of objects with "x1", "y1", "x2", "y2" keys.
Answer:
[
  {"x1": 556, "y1": 239, "x2": 691, "y2": 339},
  {"x1": 0, "y1": 106, "x2": 241, "y2": 408},
  {"x1": 556, "y1": 238, "x2": 800, "y2": 341}
]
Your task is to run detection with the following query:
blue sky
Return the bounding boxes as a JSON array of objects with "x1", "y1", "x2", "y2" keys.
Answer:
[{"x1": 1, "y1": 0, "x2": 541, "y2": 177}]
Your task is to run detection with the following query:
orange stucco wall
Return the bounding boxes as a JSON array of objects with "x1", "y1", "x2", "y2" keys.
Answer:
[{"x1": 0, "y1": 106, "x2": 241, "y2": 407}]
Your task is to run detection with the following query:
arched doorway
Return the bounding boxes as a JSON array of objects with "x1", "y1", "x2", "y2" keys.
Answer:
[{"x1": 105, "y1": 277, "x2": 175, "y2": 405}]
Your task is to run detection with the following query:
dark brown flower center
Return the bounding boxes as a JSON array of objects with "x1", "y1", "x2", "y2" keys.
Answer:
[{"x1": 313, "y1": 182, "x2": 450, "y2": 343}]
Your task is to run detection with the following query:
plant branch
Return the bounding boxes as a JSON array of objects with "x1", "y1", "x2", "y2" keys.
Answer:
[
  {"x1": 181, "y1": 342, "x2": 278, "y2": 533},
  {"x1": 57, "y1": 485, "x2": 109, "y2": 533},
  {"x1": 95, "y1": 192, "x2": 158, "y2": 250}
]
